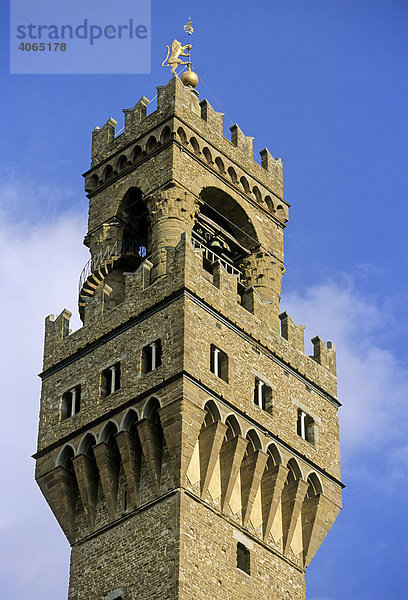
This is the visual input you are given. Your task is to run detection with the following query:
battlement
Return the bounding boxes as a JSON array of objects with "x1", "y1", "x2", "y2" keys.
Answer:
[
  {"x1": 86, "y1": 77, "x2": 285, "y2": 210},
  {"x1": 43, "y1": 234, "x2": 336, "y2": 393}
]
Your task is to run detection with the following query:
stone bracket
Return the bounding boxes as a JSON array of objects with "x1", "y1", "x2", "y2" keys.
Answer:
[
  {"x1": 241, "y1": 449, "x2": 268, "y2": 527},
  {"x1": 159, "y1": 398, "x2": 206, "y2": 488},
  {"x1": 137, "y1": 418, "x2": 163, "y2": 496},
  {"x1": 261, "y1": 464, "x2": 289, "y2": 542},
  {"x1": 199, "y1": 420, "x2": 228, "y2": 497},
  {"x1": 93, "y1": 441, "x2": 120, "y2": 521},
  {"x1": 72, "y1": 454, "x2": 99, "y2": 532},
  {"x1": 219, "y1": 435, "x2": 248, "y2": 512},
  {"x1": 115, "y1": 429, "x2": 142, "y2": 510},
  {"x1": 281, "y1": 478, "x2": 309, "y2": 556}
]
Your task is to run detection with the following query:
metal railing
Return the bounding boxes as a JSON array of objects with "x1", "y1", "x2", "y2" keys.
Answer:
[
  {"x1": 191, "y1": 237, "x2": 241, "y2": 276},
  {"x1": 78, "y1": 240, "x2": 147, "y2": 293}
]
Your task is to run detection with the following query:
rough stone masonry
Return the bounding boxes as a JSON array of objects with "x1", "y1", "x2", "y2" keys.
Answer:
[{"x1": 34, "y1": 75, "x2": 343, "y2": 600}]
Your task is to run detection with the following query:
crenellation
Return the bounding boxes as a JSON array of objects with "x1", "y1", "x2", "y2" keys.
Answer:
[
  {"x1": 199, "y1": 99, "x2": 224, "y2": 135},
  {"x1": 230, "y1": 123, "x2": 254, "y2": 158},
  {"x1": 123, "y1": 95, "x2": 150, "y2": 129},
  {"x1": 91, "y1": 117, "x2": 117, "y2": 160},
  {"x1": 85, "y1": 77, "x2": 286, "y2": 208},
  {"x1": 42, "y1": 237, "x2": 337, "y2": 399},
  {"x1": 279, "y1": 312, "x2": 305, "y2": 353},
  {"x1": 311, "y1": 336, "x2": 337, "y2": 376},
  {"x1": 44, "y1": 309, "x2": 72, "y2": 350}
]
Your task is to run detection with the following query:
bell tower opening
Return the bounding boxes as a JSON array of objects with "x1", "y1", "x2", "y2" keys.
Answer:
[
  {"x1": 193, "y1": 187, "x2": 258, "y2": 277},
  {"x1": 118, "y1": 186, "x2": 151, "y2": 260}
]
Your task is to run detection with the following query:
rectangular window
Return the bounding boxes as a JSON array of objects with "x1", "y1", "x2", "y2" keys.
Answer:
[
  {"x1": 60, "y1": 385, "x2": 81, "y2": 421},
  {"x1": 142, "y1": 339, "x2": 162, "y2": 374},
  {"x1": 101, "y1": 362, "x2": 121, "y2": 397},
  {"x1": 253, "y1": 377, "x2": 272, "y2": 413},
  {"x1": 236, "y1": 542, "x2": 250, "y2": 575},
  {"x1": 297, "y1": 409, "x2": 315, "y2": 444},
  {"x1": 210, "y1": 344, "x2": 228, "y2": 382}
]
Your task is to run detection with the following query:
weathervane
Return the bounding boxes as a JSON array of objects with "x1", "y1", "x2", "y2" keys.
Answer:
[{"x1": 162, "y1": 19, "x2": 199, "y2": 88}]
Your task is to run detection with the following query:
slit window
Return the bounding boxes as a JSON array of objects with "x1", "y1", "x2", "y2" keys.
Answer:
[
  {"x1": 297, "y1": 409, "x2": 315, "y2": 444},
  {"x1": 253, "y1": 378, "x2": 273, "y2": 413},
  {"x1": 236, "y1": 542, "x2": 250, "y2": 575},
  {"x1": 210, "y1": 344, "x2": 228, "y2": 382},
  {"x1": 101, "y1": 362, "x2": 121, "y2": 397},
  {"x1": 142, "y1": 339, "x2": 162, "y2": 373},
  {"x1": 60, "y1": 385, "x2": 81, "y2": 421}
]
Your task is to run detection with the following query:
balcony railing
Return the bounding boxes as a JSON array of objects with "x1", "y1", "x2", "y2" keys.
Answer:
[
  {"x1": 191, "y1": 237, "x2": 241, "y2": 277},
  {"x1": 78, "y1": 240, "x2": 146, "y2": 292}
]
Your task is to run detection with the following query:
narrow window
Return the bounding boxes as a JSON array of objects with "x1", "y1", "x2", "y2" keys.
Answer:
[
  {"x1": 236, "y1": 542, "x2": 250, "y2": 575},
  {"x1": 60, "y1": 385, "x2": 81, "y2": 421},
  {"x1": 297, "y1": 409, "x2": 315, "y2": 444},
  {"x1": 142, "y1": 339, "x2": 162, "y2": 374},
  {"x1": 101, "y1": 362, "x2": 121, "y2": 397},
  {"x1": 253, "y1": 378, "x2": 272, "y2": 413},
  {"x1": 210, "y1": 344, "x2": 228, "y2": 382}
]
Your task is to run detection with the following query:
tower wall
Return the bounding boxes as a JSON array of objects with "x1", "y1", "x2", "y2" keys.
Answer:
[
  {"x1": 179, "y1": 492, "x2": 306, "y2": 600},
  {"x1": 35, "y1": 75, "x2": 342, "y2": 600},
  {"x1": 68, "y1": 496, "x2": 180, "y2": 600}
]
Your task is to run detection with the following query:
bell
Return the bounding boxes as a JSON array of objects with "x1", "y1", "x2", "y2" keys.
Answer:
[{"x1": 209, "y1": 236, "x2": 223, "y2": 249}]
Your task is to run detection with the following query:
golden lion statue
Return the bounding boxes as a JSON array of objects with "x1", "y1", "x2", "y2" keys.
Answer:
[{"x1": 162, "y1": 39, "x2": 192, "y2": 75}]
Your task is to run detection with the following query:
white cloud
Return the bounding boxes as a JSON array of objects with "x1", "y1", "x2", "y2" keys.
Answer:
[
  {"x1": 0, "y1": 186, "x2": 88, "y2": 599},
  {"x1": 283, "y1": 278, "x2": 407, "y2": 463}
]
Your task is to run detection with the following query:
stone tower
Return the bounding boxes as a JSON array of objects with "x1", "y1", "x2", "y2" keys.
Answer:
[{"x1": 34, "y1": 75, "x2": 343, "y2": 600}]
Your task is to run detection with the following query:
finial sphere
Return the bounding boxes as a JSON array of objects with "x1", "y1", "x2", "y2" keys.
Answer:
[{"x1": 180, "y1": 70, "x2": 199, "y2": 88}]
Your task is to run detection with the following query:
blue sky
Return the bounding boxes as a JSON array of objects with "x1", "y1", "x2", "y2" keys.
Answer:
[{"x1": 1, "y1": 1, "x2": 407, "y2": 599}]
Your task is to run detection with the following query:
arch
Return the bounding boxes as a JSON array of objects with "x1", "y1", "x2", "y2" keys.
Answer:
[
  {"x1": 103, "y1": 164, "x2": 114, "y2": 183},
  {"x1": 252, "y1": 186, "x2": 262, "y2": 203},
  {"x1": 245, "y1": 429, "x2": 262, "y2": 454},
  {"x1": 203, "y1": 400, "x2": 221, "y2": 427},
  {"x1": 85, "y1": 173, "x2": 99, "y2": 193},
  {"x1": 227, "y1": 166, "x2": 237, "y2": 184},
  {"x1": 306, "y1": 473, "x2": 323, "y2": 498},
  {"x1": 199, "y1": 187, "x2": 259, "y2": 252},
  {"x1": 190, "y1": 136, "x2": 200, "y2": 154},
  {"x1": 56, "y1": 444, "x2": 76, "y2": 469},
  {"x1": 276, "y1": 204, "x2": 288, "y2": 222},
  {"x1": 286, "y1": 457, "x2": 302, "y2": 483},
  {"x1": 120, "y1": 408, "x2": 139, "y2": 431},
  {"x1": 215, "y1": 157, "x2": 225, "y2": 174},
  {"x1": 131, "y1": 145, "x2": 143, "y2": 162},
  {"x1": 146, "y1": 135, "x2": 158, "y2": 153},
  {"x1": 240, "y1": 176, "x2": 250, "y2": 194},
  {"x1": 224, "y1": 414, "x2": 241, "y2": 441},
  {"x1": 265, "y1": 195, "x2": 274, "y2": 213},
  {"x1": 117, "y1": 154, "x2": 129, "y2": 172},
  {"x1": 98, "y1": 420, "x2": 119, "y2": 445},
  {"x1": 118, "y1": 186, "x2": 150, "y2": 257},
  {"x1": 265, "y1": 443, "x2": 281, "y2": 468},
  {"x1": 177, "y1": 127, "x2": 187, "y2": 144},
  {"x1": 144, "y1": 396, "x2": 161, "y2": 423},
  {"x1": 160, "y1": 126, "x2": 171, "y2": 144},
  {"x1": 202, "y1": 147, "x2": 213, "y2": 164},
  {"x1": 77, "y1": 432, "x2": 97, "y2": 457}
]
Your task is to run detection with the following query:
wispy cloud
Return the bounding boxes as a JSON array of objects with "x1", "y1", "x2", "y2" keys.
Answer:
[
  {"x1": 0, "y1": 166, "x2": 82, "y2": 225},
  {"x1": 0, "y1": 179, "x2": 88, "y2": 599},
  {"x1": 283, "y1": 278, "x2": 407, "y2": 468}
]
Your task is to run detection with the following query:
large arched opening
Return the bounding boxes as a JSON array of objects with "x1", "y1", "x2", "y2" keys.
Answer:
[{"x1": 192, "y1": 187, "x2": 259, "y2": 276}]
